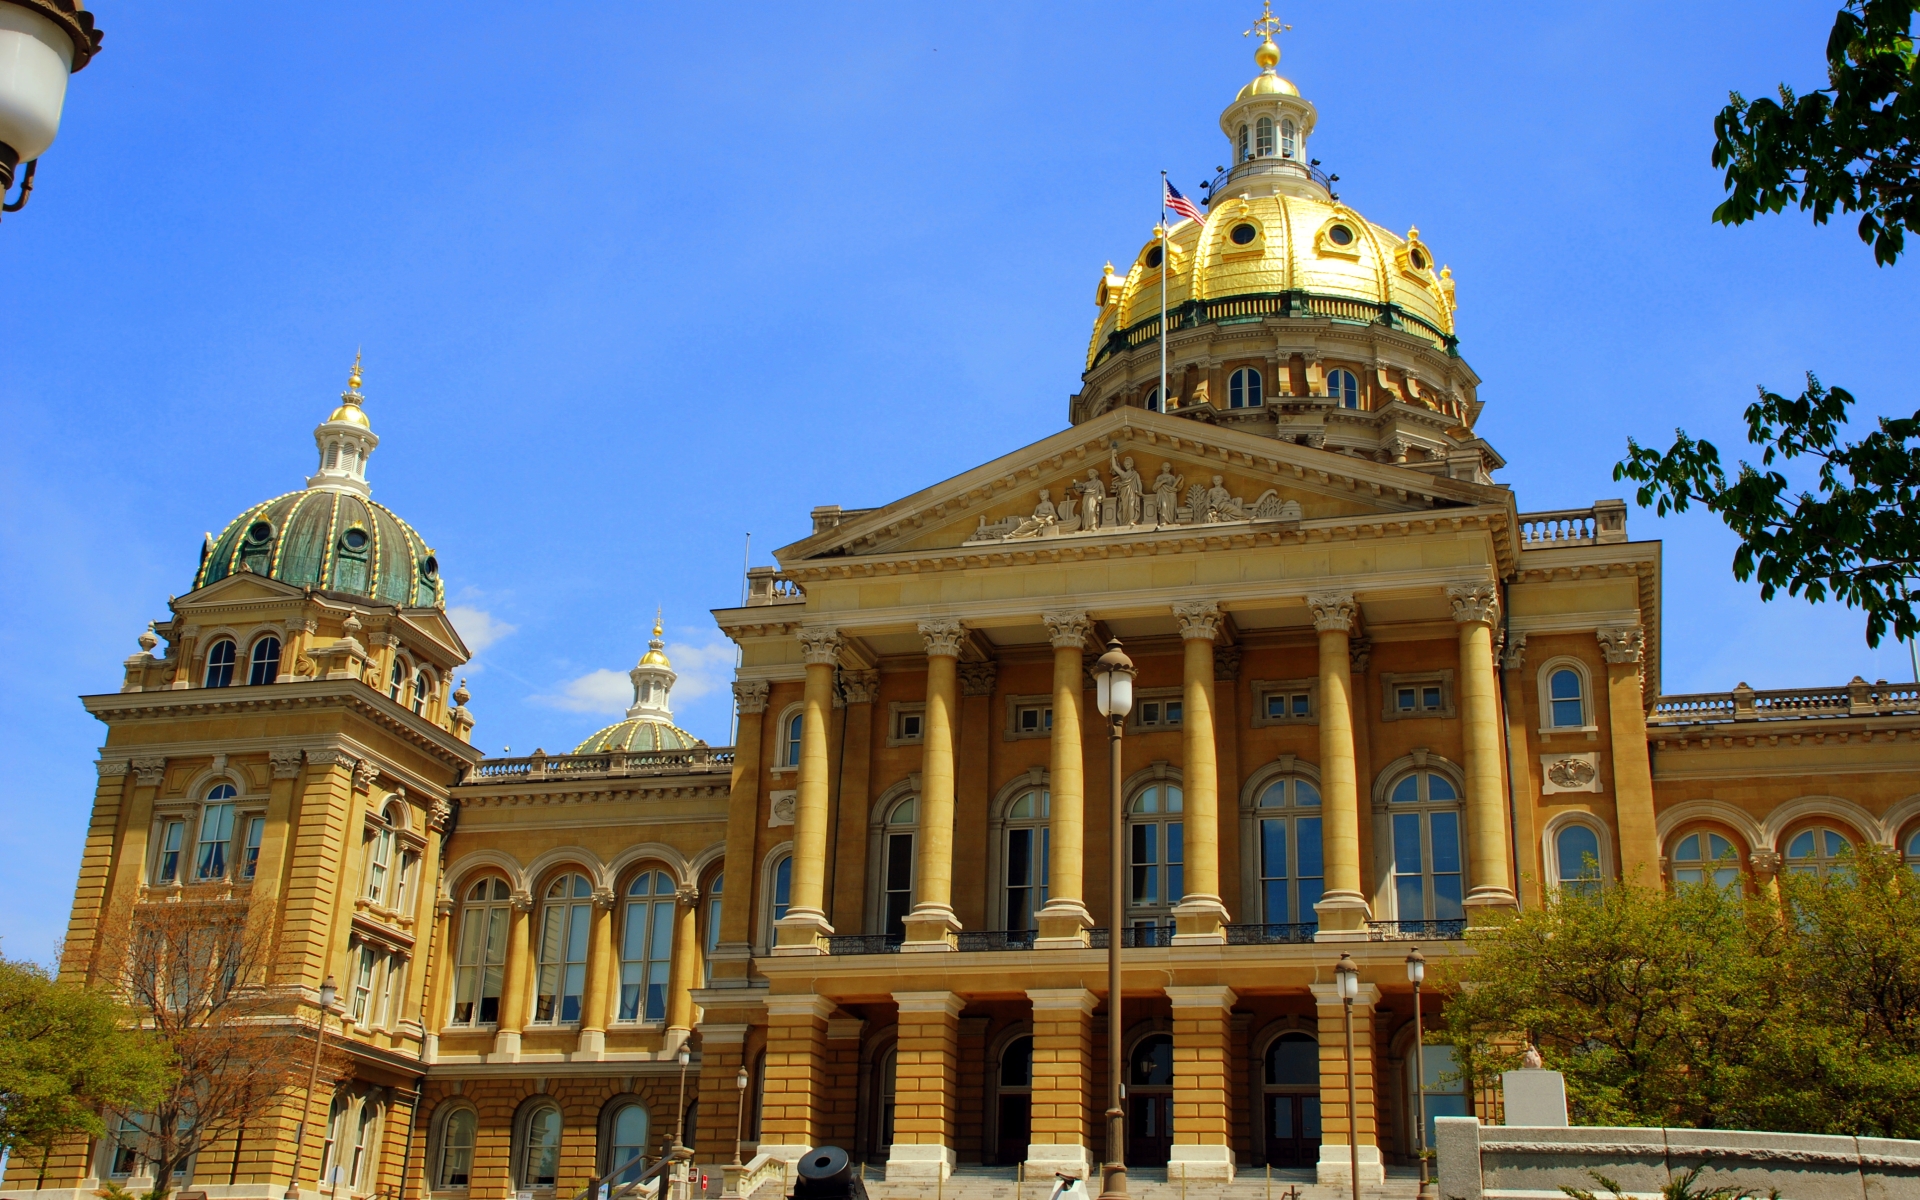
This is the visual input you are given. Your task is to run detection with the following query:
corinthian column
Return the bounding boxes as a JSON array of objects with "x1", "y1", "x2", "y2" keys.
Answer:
[
  {"x1": 904, "y1": 618, "x2": 965, "y2": 950},
  {"x1": 1599, "y1": 626, "x2": 1661, "y2": 881},
  {"x1": 714, "y1": 680, "x2": 769, "y2": 980},
  {"x1": 1172, "y1": 601, "x2": 1228, "y2": 943},
  {"x1": 1036, "y1": 611, "x2": 1092, "y2": 948},
  {"x1": 774, "y1": 628, "x2": 840, "y2": 954},
  {"x1": 1449, "y1": 584, "x2": 1516, "y2": 913},
  {"x1": 1309, "y1": 593, "x2": 1371, "y2": 935}
]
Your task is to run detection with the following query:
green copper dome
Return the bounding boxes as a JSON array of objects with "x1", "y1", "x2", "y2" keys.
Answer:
[
  {"x1": 196, "y1": 489, "x2": 443, "y2": 606},
  {"x1": 573, "y1": 717, "x2": 703, "y2": 755}
]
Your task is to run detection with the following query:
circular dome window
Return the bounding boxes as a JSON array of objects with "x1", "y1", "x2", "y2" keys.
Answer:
[
  {"x1": 1145, "y1": 246, "x2": 1164, "y2": 269},
  {"x1": 340, "y1": 527, "x2": 369, "y2": 552},
  {"x1": 246, "y1": 520, "x2": 274, "y2": 543},
  {"x1": 1230, "y1": 222, "x2": 1257, "y2": 245},
  {"x1": 422, "y1": 555, "x2": 439, "y2": 578},
  {"x1": 1328, "y1": 224, "x2": 1354, "y2": 246},
  {"x1": 1411, "y1": 248, "x2": 1428, "y2": 270}
]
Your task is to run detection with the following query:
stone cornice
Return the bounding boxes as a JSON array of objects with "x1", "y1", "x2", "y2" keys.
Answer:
[{"x1": 452, "y1": 781, "x2": 732, "y2": 808}]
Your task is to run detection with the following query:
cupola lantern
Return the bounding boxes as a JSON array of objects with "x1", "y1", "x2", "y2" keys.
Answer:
[{"x1": 307, "y1": 353, "x2": 380, "y2": 497}]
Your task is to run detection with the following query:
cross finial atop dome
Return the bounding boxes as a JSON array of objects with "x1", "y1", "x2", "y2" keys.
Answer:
[{"x1": 1244, "y1": 0, "x2": 1289, "y2": 70}]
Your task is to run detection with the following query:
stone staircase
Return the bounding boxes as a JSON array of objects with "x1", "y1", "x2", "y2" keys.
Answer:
[{"x1": 854, "y1": 1165, "x2": 1424, "y2": 1200}]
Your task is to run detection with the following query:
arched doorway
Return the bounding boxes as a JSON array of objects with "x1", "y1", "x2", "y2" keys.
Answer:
[
  {"x1": 865, "y1": 1046, "x2": 897, "y2": 1162},
  {"x1": 996, "y1": 1036, "x2": 1033, "y2": 1165},
  {"x1": 1263, "y1": 1032, "x2": 1320, "y2": 1168},
  {"x1": 1127, "y1": 1034, "x2": 1174, "y2": 1167}
]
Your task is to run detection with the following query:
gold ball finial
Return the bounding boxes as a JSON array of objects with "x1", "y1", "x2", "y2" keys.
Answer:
[
  {"x1": 347, "y1": 348, "x2": 363, "y2": 393},
  {"x1": 1244, "y1": 1, "x2": 1288, "y2": 69},
  {"x1": 653, "y1": 606, "x2": 664, "y2": 640},
  {"x1": 1255, "y1": 38, "x2": 1280, "y2": 68}
]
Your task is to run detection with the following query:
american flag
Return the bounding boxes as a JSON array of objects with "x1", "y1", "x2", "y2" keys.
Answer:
[{"x1": 1165, "y1": 180, "x2": 1206, "y2": 227}]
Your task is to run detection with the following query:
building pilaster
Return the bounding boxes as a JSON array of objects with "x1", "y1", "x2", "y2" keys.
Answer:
[
  {"x1": 1599, "y1": 627, "x2": 1662, "y2": 880},
  {"x1": 714, "y1": 679, "x2": 768, "y2": 981},
  {"x1": 758, "y1": 993, "x2": 836, "y2": 1162},
  {"x1": 1167, "y1": 985, "x2": 1238, "y2": 1181},
  {"x1": 1036, "y1": 611, "x2": 1093, "y2": 947},
  {"x1": 1172, "y1": 602, "x2": 1228, "y2": 943},
  {"x1": 1309, "y1": 595, "x2": 1370, "y2": 935},
  {"x1": 1309, "y1": 980, "x2": 1384, "y2": 1186},
  {"x1": 887, "y1": 990, "x2": 965, "y2": 1180},
  {"x1": 1024, "y1": 988, "x2": 1096, "y2": 1179},
  {"x1": 492, "y1": 888, "x2": 534, "y2": 1060}
]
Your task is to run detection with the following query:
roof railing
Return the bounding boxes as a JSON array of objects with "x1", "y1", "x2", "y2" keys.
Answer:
[
  {"x1": 1517, "y1": 501, "x2": 1628, "y2": 548},
  {"x1": 1649, "y1": 677, "x2": 1920, "y2": 726},
  {"x1": 465, "y1": 745, "x2": 734, "y2": 782}
]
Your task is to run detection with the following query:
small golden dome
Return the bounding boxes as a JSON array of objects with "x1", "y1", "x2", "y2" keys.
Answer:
[
  {"x1": 328, "y1": 351, "x2": 370, "y2": 426},
  {"x1": 327, "y1": 402, "x2": 371, "y2": 427},
  {"x1": 1237, "y1": 70, "x2": 1300, "y2": 100},
  {"x1": 638, "y1": 610, "x2": 671, "y2": 667}
]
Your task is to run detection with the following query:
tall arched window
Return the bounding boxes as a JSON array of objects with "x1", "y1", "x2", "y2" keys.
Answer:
[
  {"x1": 997, "y1": 1036, "x2": 1033, "y2": 1165},
  {"x1": 1547, "y1": 667, "x2": 1586, "y2": 727},
  {"x1": 1255, "y1": 115, "x2": 1275, "y2": 157},
  {"x1": 1004, "y1": 790, "x2": 1050, "y2": 934},
  {"x1": 452, "y1": 878, "x2": 511, "y2": 1024},
  {"x1": 1129, "y1": 783, "x2": 1184, "y2": 936},
  {"x1": 1128, "y1": 1034, "x2": 1175, "y2": 1167},
  {"x1": 349, "y1": 1099, "x2": 380, "y2": 1189},
  {"x1": 518, "y1": 1102, "x2": 562, "y2": 1189},
  {"x1": 204, "y1": 639, "x2": 237, "y2": 688},
  {"x1": 1263, "y1": 1032, "x2": 1320, "y2": 1168},
  {"x1": 366, "y1": 819, "x2": 394, "y2": 905},
  {"x1": 413, "y1": 669, "x2": 431, "y2": 716},
  {"x1": 1327, "y1": 369, "x2": 1359, "y2": 409},
  {"x1": 607, "y1": 1102, "x2": 649, "y2": 1183},
  {"x1": 248, "y1": 636, "x2": 282, "y2": 686},
  {"x1": 535, "y1": 873, "x2": 593, "y2": 1023},
  {"x1": 704, "y1": 873, "x2": 724, "y2": 986},
  {"x1": 1785, "y1": 825, "x2": 1853, "y2": 878},
  {"x1": 620, "y1": 870, "x2": 676, "y2": 1023},
  {"x1": 390, "y1": 658, "x2": 406, "y2": 703},
  {"x1": 1281, "y1": 118, "x2": 1297, "y2": 159},
  {"x1": 1906, "y1": 828, "x2": 1920, "y2": 874},
  {"x1": 770, "y1": 854, "x2": 792, "y2": 930},
  {"x1": 1256, "y1": 776, "x2": 1322, "y2": 927},
  {"x1": 437, "y1": 1107, "x2": 476, "y2": 1188},
  {"x1": 1670, "y1": 832, "x2": 1739, "y2": 889},
  {"x1": 881, "y1": 796, "x2": 917, "y2": 942},
  {"x1": 1554, "y1": 823, "x2": 1602, "y2": 897},
  {"x1": 1387, "y1": 771, "x2": 1464, "y2": 929},
  {"x1": 1229, "y1": 367, "x2": 1264, "y2": 409},
  {"x1": 1237, "y1": 124, "x2": 1250, "y2": 162},
  {"x1": 196, "y1": 784, "x2": 238, "y2": 881}
]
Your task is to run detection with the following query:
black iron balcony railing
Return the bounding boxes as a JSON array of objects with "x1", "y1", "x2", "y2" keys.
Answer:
[
  {"x1": 824, "y1": 934, "x2": 902, "y2": 955},
  {"x1": 1369, "y1": 919, "x2": 1467, "y2": 940},
  {"x1": 1089, "y1": 922, "x2": 1177, "y2": 949},
  {"x1": 956, "y1": 929, "x2": 1039, "y2": 952},
  {"x1": 1225, "y1": 922, "x2": 1319, "y2": 945}
]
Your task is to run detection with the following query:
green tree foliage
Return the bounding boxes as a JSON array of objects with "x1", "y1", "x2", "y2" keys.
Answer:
[
  {"x1": 0, "y1": 954, "x2": 170, "y2": 1178},
  {"x1": 1618, "y1": 2, "x2": 1920, "y2": 646},
  {"x1": 1436, "y1": 848, "x2": 1920, "y2": 1137}
]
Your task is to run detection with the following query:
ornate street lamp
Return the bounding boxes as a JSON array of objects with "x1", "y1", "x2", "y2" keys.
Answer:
[
  {"x1": 1093, "y1": 637, "x2": 1135, "y2": 1200},
  {"x1": 1407, "y1": 948, "x2": 1433, "y2": 1199},
  {"x1": 0, "y1": 0, "x2": 104, "y2": 217},
  {"x1": 731, "y1": 1065, "x2": 749, "y2": 1168},
  {"x1": 671, "y1": 1044, "x2": 693, "y2": 1200},
  {"x1": 287, "y1": 976, "x2": 339, "y2": 1200},
  {"x1": 1335, "y1": 953, "x2": 1361, "y2": 1200}
]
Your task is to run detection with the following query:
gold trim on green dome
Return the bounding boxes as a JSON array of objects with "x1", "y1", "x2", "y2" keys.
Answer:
[{"x1": 573, "y1": 717, "x2": 701, "y2": 755}]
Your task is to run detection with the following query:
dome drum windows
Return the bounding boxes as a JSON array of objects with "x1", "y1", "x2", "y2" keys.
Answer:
[
  {"x1": 1281, "y1": 118, "x2": 1297, "y2": 159},
  {"x1": 1228, "y1": 367, "x2": 1264, "y2": 409},
  {"x1": 1255, "y1": 115, "x2": 1276, "y2": 157},
  {"x1": 1326, "y1": 368, "x2": 1360, "y2": 410}
]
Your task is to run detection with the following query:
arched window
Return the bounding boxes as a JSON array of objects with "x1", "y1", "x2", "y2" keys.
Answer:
[
  {"x1": 770, "y1": 854, "x2": 792, "y2": 930},
  {"x1": 1264, "y1": 1032, "x2": 1320, "y2": 1168},
  {"x1": 1907, "y1": 828, "x2": 1920, "y2": 874},
  {"x1": 350, "y1": 1098, "x2": 380, "y2": 1189},
  {"x1": 535, "y1": 873, "x2": 593, "y2": 1023},
  {"x1": 784, "y1": 712, "x2": 803, "y2": 768},
  {"x1": 1237, "y1": 124, "x2": 1250, "y2": 162},
  {"x1": 1547, "y1": 667, "x2": 1586, "y2": 728},
  {"x1": 704, "y1": 873, "x2": 724, "y2": 986},
  {"x1": 390, "y1": 658, "x2": 406, "y2": 703},
  {"x1": 321, "y1": 1094, "x2": 347, "y2": 1187},
  {"x1": 452, "y1": 878, "x2": 511, "y2": 1024},
  {"x1": 1785, "y1": 825, "x2": 1853, "y2": 878},
  {"x1": 248, "y1": 636, "x2": 282, "y2": 686},
  {"x1": 620, "y1": 870, "x2": 676, "y2": 1023},
  {"x1": 1554, "y1": 823, "x2": 1602, "y2": 897},
  {"x1": 1670, "y1": 832, "x2": 1739, "y2": 890},
  {"x1": 882, "y1": 796, "x2": 918, "y2": 942},
  {"x1": 437, "y1": 1107, "x2": 476, "y2": 1188},
  {"x1": 1327, "y1": 369, "x2": 1359, "y2": 409},
  {"x1": 518, "y1": 1102, "x2": 562, "y2": 1189},
  {"x1": 1255, "y1": 115, "x2": 1275, "y2": 157},
  {"x1": 196, "y1": 784, "x2": 238, "y2": 881},
  {"x1": 607, "y1": 1102, "x2": 649, "y2": 1183},
  {"x1": 1387, "y1": 771, "x2": 1464, "y2": 929},
  {"x1": 1408, "y1": 1043, "x2": 1470, "y2": 1151},
  {"x1": 240, "y1": 814, "x2": 265, "y2": 881},
  {"x1": 1004, "y1": 790, "x2": 1051, "y2": 933},
  {"x1": 1128, "y1": 1034, "x2": 1175, "y2": 1166},
  {"x1": 1229, "y1": 367, "x2": 1263, "y2": 409},
  {"x1": 204, "y1": 639, "x2": 237, "y2": 688},
  {"x1": 1144, "y1": 386, "x2": 1164, "y2": 413},
  {"x1": 366, "y1": 819, "x2": 395, "y2": 905},
  {"x1": 1129, "y1": 784, "x2": 1184, "y2": 935},
  {"x1": 997, "y1": 1036, "x2": 1033, "y2": 1165},
  {"x1": 1256, "y1": 776, "x2": 1322, "y2": 927},
  {"x1": 1281, "y1": 118, "x2": 1297, "y2": 159},
  {"x1": 413, "y1": 669, "x2": 431, "y2": 716}
]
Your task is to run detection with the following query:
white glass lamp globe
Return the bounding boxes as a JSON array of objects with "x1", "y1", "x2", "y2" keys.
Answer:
[{"x1": 0, "y1": 3, "x2": 74, "y2": 167}]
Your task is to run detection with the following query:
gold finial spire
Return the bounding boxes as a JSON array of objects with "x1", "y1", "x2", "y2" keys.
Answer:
[
  {"x1": 653, "y1": 606, "x2": 663, "y2": 640},
  {"x1": 347, "y1": 348, "x2": 363, "y2": 392},
  {"x1": 1244, "y1": 0, "x2": 1288, "y2": 69}
]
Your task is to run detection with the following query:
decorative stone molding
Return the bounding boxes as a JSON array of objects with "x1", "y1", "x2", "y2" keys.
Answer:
[
  {"x1": 307, "y1": 748, "x2": 358, "y2": 770},
  {"x1": 918, "y1": 618, "x2": 966, "y2": 658},
  {"x1": 509, "y1": 890, "x2": 534, "y2": 914},
  {"x1": 675, "y1": 883, "x2": 701, "y2": 908},
  {"x1": 1447, "y1": 583, "x2": 1499, "y2": 626},
  {"x1": 1747, "y1": 849, "x2": 1783, "y2": 879},
  {"x1": 1213, "y1": 646, "x2": 1243, "y2": 682},
  {"x1": 96, "y1": 759, "x2": 130, "y2": 778},
  {"x1": 837, "y1": 669, "x2": 878, "y2": 706},
  {"x1": 1598, "y1": 626, "x2": 1645, "y2": 664},
  {"x1": 351, "y1": 759, "x2": 378, "y2": 793},
  {"x1": 1042, "y1": 610, "x2": 1092, "y2": 650},
  {"x1": 958, "y1": 662, "x2": 998, "y2": 697},
  {"x1": 131, "y1": 757, "x2": 167, "y2": 786},
  {"x1": 1539, "y1": 752, "x2": 1602, "y2": 795},
  {"x1": 435, "y1": 897, "x2": 456, "y2": 918},
  {"x1": 1308, "y1": 593, "x2": 1356, "y2": 633},
  {"x1": 732, "y1": 679, "x2": 771, "y2": 714},
  {"x1": 1173, "y1": 601, "x2": 1222, "y2": 641},
  {"x1": 768, "y1": 790, "x2": 797, "y2": 827},
  {"x1": 269, "y1": 748, "x2": 305, "y2": 779},
  {"x1": 1502, "y1": 632, "x2": 1529, "y2": 671},
  {"x1": 429, "y1": 798, "x2": 452, "y2": 832},
  {"x1": 1348, "y1": 637, "x2": 1372, "y2": 674},
  {"x1": 591, "y1": 887, "x2": 616, "y2": 912},
  {"x1": 797, "y1": 628, "x2": 843, "y2": 666}
]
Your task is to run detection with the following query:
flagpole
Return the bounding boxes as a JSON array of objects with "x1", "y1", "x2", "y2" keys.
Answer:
[{"x1": 1159, "y1": 170, "x2": 1169, "y2": 412}]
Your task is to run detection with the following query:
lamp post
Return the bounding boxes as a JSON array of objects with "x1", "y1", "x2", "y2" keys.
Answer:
[
  {"x1": 1407, "y1": 948, "x2": 1432, "y2": 1199},
  {"x1": 1334, "y1": 953, "x2": 1360, "y2": 1200},
  {"x1": 671, "y1": 1044, "x2": 692, "y2": 1200},
  {"x1": 1093, "y1": 638, "x2": 1135, "y2": 1200},
  {"x1": 287, "y1": 976, "x2": 339, "y2": 1200},
  {"x1": 0, "y1": 0, "x2": 105, "y2": 217},
  {"x1": 732, "y1": 1065, "x2": 749, "y2": 1168}
]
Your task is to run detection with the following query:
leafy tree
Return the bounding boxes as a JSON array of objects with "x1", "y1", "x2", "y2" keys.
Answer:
[
  {"x1": 1617, "y1": 2, "x2": 1920, "y2": 646},
  {"x1": 0, "y1": 953, "x2": 169, "y2": 1186}
]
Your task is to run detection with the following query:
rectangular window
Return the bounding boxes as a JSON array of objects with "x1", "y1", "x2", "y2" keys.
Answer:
[
  {"x1": 1383, "y1": 672, "x2": 1455, "y2": 721},
  {"x1": 377, "y1": 954, "x2": 406, "y2": 1027},
  {"x1": 1393, "y1": 812, "x2": 1465, "y2": 923},
  {"x1": 535, "y1": 900, "x2": 592, "y2": 1023},
  {"x1": 394, "y1": 852, "x2": 415, "y2": 913},
  {"x1": 1266, "y1": 692, "x2": 1311, "y2": 719},
  {"x1": 196, "y1": 803, "x2": 236, "y2": 880},
  {"x1": 365, "y1": 827, "x2": 393, "y2": 905},
  {"x1": 1135, "y1": 698, "x2": 1184, "y2": 729},
  {"x1": 1016, "y1": 705, "x2": 1052, "y2": 734},
  {"x1": 898, "y1": 712, "x2": 922, "y2": 740},
  {"x1": 1259, "y1": 816, "x2": 1323, "y2": 927},
  {"x1": 453, "y1": 904, "x2": 508, "y2": 1024},
  {"x1": 884, "y1": 832, "x2": 914, "y2": 941},
  {"x1": 156, "y1": 820, "x2": 185, "y2": 884},
  {"x1": 240, "y1": 816, "x2": 265, "y2": 881},
  {"x1": 1253, "y1": 679, "x2": 1319, "y2": 727},
  {"x1": 1005, "y1": 826, "x2": 1051, "y2": 932},
  {"x1": 109, "y1": 1116, "x2": 142, "y2": 1177},
  {"x1": 350, "y1": 943, "x2": 376, "y2": 1023}
]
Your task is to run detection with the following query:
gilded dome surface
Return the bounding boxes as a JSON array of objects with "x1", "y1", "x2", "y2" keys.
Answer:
[
  {"x1": 197, "y1": 488, "x2": 444, "y2": 607},
  {"x1": 573, "y1": 717, "x2": 703, "y2": 755}
]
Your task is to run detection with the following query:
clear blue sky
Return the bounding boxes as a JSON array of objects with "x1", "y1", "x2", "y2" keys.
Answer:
[{"x1": 3, "y1": 2, "x2": 1911, "y2": 965}]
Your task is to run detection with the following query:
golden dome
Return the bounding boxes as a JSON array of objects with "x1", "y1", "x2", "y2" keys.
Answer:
[
  {"x1": 1237, "y1": 72, "x2": 1299, "y2": 99},
  {"x1": 638, "y1": 611, "x2": 671, "y2": 667},
  {"x1": 327, "y1": 402, "x2": 371, "y2": 427},
  {"x1": 328, "y1": 352, "x2": 370, "y2": 426}
]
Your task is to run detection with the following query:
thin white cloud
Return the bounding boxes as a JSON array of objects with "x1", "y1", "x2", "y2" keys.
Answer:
[
  {"x1": 535, "y1": 668, "x2": 632, "y2": 714},
  {"x1": 448, "y1": 605, "x2": 517, "y2": 654},
  {"x1": 664, "y1": 637, "x2": 737, "y2": 701}
]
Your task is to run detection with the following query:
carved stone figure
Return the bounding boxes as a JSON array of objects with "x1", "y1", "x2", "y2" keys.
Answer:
[
  {"x1": 1076, "y1": 470, "x2": 1107, "y2": 531},
  {"x1": 1110, "y1": 451, "x2": 1144, "y2": 527},
  {"x1": 1152, "y1": 461, "x2": 1186, "y2": 525},
  {"x1": 1008, "y1": 489, "x2": 1060, "y2": 538},
  {"x1": 1202, "y1": 475, "x2": 1249, "y2": 522},
  {"x1": 1547, "y1": 758, "x2": 1597, "y2": 788}
]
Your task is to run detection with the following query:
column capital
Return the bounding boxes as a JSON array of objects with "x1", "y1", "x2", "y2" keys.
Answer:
[
  {"x1": 1173, "y1": 601, "x2": 1222, "y2": 641},
  {"x1": 435, "y1": 896, "x2": 456, "y2": 918},
  {"x1": 1024, "y1": 987, "x2": 1097, "y2": 1014},
  {"x1": 1347, "y1": 636, "x2": 1372, "y2": 674},
  {"x1": 840, "y1": 669, "x2": 880, "y2": 705},
  {"x1": 429, "y1": 798, "x2": 453, "y2": 832},
  {"x1": 892, "y1": 989, "x2": 966, "y2": 1017},
  {"x1": 96, "y1": 758, "x2": 130, "y2": 778},
  {"x1": 1308, "y1": 593, "x2": 1356, "y2": 633},
  {"x1": 1748, "y1": 849, "x2": 1783, "y2": 879},
  {"x1": 797, "y1": 627, "x2": 843, "y2": 666},
  {"x1": 1598, "y1": 626, "x2": 1645, "y2": 664},
  {"x1": 733, "y1": 679, "x2": 771, "y2": 714},
  {"x1": 1164, "y1": 984, "x2": 1238, "y2": 1010},
  {"x1": 510, "y1": 889, "x2": 534, "y2": 914},
  {"x1": 131, "y1": 756, "x2": 167, "y2": 786},
  {"x1": 1447, "y1": 583, "x2": 1499, "y2": 627},
  {"x1": 918, "y1": 618, "x2": 966, "y2": 658},
  {"x1": 1502, "y1": 632, "x2": 1529, "y2": 671},
  {"x1": 958, "y1": 661, "x2": 997, "y2": 697},
  {"x1": 592, "y1": 887, "x2": 617, "y2": 912},
  {"x1": 1042, "y1": 610, "x2": 1091, "y2": 650},
  {"x1": 269, "y1": 748, "x2": 304, "y2": 779}
]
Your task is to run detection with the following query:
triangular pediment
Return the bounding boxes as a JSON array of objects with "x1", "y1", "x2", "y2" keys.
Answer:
[
  {"x1": 778, "y1": 408, "x2": 1506, "y2": 563},
  {"x1": 184, "y1": 571, "x2": 308, "y2": 604}
]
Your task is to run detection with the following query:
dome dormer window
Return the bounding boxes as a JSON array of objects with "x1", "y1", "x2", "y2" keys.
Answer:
[
  {"x1": 1145, "y1": 245, "x2": 1164, "y2": 270},
  {"x1": 249, "y1": 636, "x2": 282, "y2": 686},
  {"x1": 1229, "y1": 368, "x2": 1264, "y2": 409},
  {"x1": 1327, "y1": 224, "x2": 1354, "y2": 246},
  {"x1": 204, "y1": 639, "x2": 237, "y2": 688},
  {"x1": 1144, "y1": 386, "x2": 1165, "y2": 413},
  {"x1": 1256, "y1": 116, "x2": 1275, "y2": 157}
]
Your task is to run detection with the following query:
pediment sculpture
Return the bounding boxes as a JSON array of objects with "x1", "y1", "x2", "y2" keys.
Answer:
[{"x1": 968, "y1": 450, "x2": 1303, "y2": 544}]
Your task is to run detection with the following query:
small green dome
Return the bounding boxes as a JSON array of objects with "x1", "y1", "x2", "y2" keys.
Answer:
[
  {"x1": 196, "y1": 489, "x2": 443, "y2": 607},
  {"x1": 574, "y1": 717, "x2": 704, "y2": 755}
]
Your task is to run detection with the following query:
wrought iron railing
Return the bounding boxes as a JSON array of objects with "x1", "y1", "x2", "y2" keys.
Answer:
[
  {"x1": 1093, "y1": 291, "x2": 1456, "y2": 368},
  {"x1": 1202, "y1": 158, "x2": 1338, "y2": 201},
  {"x1": 956, "y1": 929, "x2": 1039, "y2": 952},
  {"x1": 467, "y1": 745, "x2": 733, "y2": 782},
  {"x1": 1648, "y1": 677, "x2": 1920, "y2": 726},
  {"x1": 1225, "y1": 922, "x2": 1319, "y2": 945},
  {"x1": 1369, "y1": 919, "x2": 1466, "y2": 940},
  {"x1": 1089, "y1": 923, "x2": 1177, "y2": 949},
  {"x1": 825, "y1": 934, "x2": 902, "y2": 955}
]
